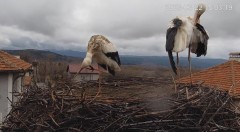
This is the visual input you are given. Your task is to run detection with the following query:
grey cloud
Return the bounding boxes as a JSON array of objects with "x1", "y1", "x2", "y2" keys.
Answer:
[
  {"x1": 0, "y1": 0, "x2": 239, "y2": 59},
  {"x1": 0, "y1": 0, "x2": 84, "y2": 36}
]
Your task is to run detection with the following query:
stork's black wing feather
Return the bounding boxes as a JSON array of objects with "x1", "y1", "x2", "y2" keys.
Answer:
[
  {"x1": 166, "y1": 27, "x2": 178, "y2": 75},
  {"x1": 106, "y1": 52, "x2": 120, "y2": 76},
  {"x1": 166, "y1": 27, "x2": 178, "y2": 51},
  {"x1": 196, "y1": 23, "x2": 209, "y2": 38},
  {"x1": 98, "y1": 64, "x2": 107, "y2": 70},
  {"x1": 107, "y1": 67, "x2": 115, "y2": 76},
  {"x1": 195, "y1": 23, "x2": 209, "y2": 57},
  {"x1": 168, "y1": 51, "x2": 177, "y2": 75},
  {"x1": 98, "y1": 52, "x2": 120, "y2": 76},
  {"x1": 105, "y1": 52, "x2": 121, "y2": 66},
  {"x1": 98, "y1": 64, "x2": 115, "y2": 76}
]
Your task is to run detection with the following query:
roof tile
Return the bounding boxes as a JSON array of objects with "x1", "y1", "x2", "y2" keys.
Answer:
[
  {"x1": 0, "y1": 50, "x2": 32, "y2": 72},
  {"x1": 177, "y1": 60, "x2": 240, "y2": 97}
]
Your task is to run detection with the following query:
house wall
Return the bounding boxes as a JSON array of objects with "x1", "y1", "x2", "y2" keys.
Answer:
[
  {"x1": 74, "y1": 74, "x2": 99, "y2": 82},
  {"x1": 0, "y1": 72, "x2": 24, "y2": 124},
  {"x1": 229, "y1": 54, "x2": 240, "y2": 62},
  {"x1": 12, "y1": 73, "x2": 22, "y2": 103},
  {"x1": 229, "y1": 57, "x2": 240, "y2": 62},
  {"x1": 0, "y1": 73, "x2": 13, "y2": 123}
]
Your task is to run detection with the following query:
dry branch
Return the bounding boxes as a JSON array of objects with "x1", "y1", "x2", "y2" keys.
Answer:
[{"x1": 1, "y1": 78, "x2": 240, "y2": 131}]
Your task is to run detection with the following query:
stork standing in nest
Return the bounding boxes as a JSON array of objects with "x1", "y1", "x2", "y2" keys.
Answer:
[
  {"x1": 166, "y1": 3, "x2": 209, "y2": 83},
  {"x1": 76, "y1": 35, "x2": 121, "y2": 100},
  {"x1": 79, "y1": 35, "x2": 121, "y2": 75}
]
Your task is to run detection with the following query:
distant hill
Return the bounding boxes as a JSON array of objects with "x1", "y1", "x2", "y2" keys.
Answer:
[
  {"x1": 50, "y1": 49, "x2": 86, "y2": 58},
  {"x1": 4, "y1": 49, "x2": 83, "y2": 63},
  {"x1": 50, "y1": 50, "x2": 227, "y2": 69},
  {"x1": 120, "y1": 55, "x2": 227, "y2": 69},
  {"x1": 3, "y1": 49, "x2": 227, "y2": 69}
]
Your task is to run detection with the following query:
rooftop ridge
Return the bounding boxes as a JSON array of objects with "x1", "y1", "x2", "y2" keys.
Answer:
[
  {"x1": 177, "y1": 60, "x2": 240, "y2": 96},
  {"x1": 0, "y1": 51, "x2": 22, "y2": 70},
  {"x1": 0, "y1": 50, "x2": 31, "y2": 72},
  {"x1": 179, "y1": 60, "x2": 239, "y2": 79}
]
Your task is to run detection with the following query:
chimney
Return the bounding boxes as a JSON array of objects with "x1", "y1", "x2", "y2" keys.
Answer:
[{"x1": 229, "y1": 52, "x2": 240, "y2": 62}]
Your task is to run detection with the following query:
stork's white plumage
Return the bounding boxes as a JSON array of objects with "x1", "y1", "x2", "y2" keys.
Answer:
[
  {"x1": 80, "y1": 35, "x2": 121, "y2": 76},
  {"x1": 168, "y1": 16, "x2": 194, "y2": 53},
  {"x1": 166, "y1": 3, "x2": 209, "y2": 75}
]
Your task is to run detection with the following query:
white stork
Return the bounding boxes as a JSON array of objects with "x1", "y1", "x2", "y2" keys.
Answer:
[
  {"x1": 166, "y1": 3, "x2": 209, "y2": 80},
  {"x1": 76, "y1": 35, "x2": 121, "y2": 101},
  {"x1": 78, "y1": 35, "x2": 121, "y2": 76}
]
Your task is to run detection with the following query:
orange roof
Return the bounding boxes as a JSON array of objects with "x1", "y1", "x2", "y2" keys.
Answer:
[
  {"x1": 67, "y1": 64, "x2": 99, "y2": 74},
  {"x1": 0, "y1": 50, "x2": 32, "y2": 72},
  {"x1": 177, "y1": 60, "x2": 240, "y2": 97}
]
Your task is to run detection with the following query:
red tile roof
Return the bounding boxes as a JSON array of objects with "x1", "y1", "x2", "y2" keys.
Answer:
[
  {"x1": 177, "y1": 60, "x2": 240, "y2": 97},
  {"x1": 0, "y1": 50, "x2": 32, "y2": 72},
  {"x1": 67, "y1": 64, "x2": 99, "y2": 74}
]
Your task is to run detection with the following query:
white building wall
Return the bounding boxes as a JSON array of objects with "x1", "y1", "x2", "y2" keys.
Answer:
[
  {"x1": 0, "y1": 73, "x2": 13, "y2": 123},
  {"x1": 74, "y1": 74, "x2": 99, "y2": 82},
  {"x1": 91, "y1": 74, "x2": 99, "y2": 80},
  {"x1": 7, "y1": 74, "x2": 13, "y2": 115},
  {"x1": 25, "y1": 72, "x2": 30, "y2": 76},
  {"x1": 0, "y1": 112, "x2": 2, "y2": 126},
  {"x1": 229, "y1": 53, "x2": 240, "y2": 62},
  {"x1": 229, "y1": 57, "x2": 240, "y2": 62},
  {"x1": 12, "y1": 74, "x2": 22, "y2": 103}
]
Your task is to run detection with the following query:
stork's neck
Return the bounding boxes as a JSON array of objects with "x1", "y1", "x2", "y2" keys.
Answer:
[
  {"x1": 85, "y1": 52, "x2": 93, "y2": 59},
  {"x1": 83, "y1": 52, "x2": 93, "y2": 66},
  {"x1": 193, "y1": 11, "x2": 199, "y2": 24}
]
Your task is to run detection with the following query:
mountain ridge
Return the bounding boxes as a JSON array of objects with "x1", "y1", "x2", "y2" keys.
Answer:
[
  {"x1": 50, "y1": 49, "x2": 227, "y2": 68},
  {"x1": 2, "y1": 49, "x2": 227, "y2": 68},
  {"x1": 3, "y1": 49, "x2": 83, "y2": 63}
]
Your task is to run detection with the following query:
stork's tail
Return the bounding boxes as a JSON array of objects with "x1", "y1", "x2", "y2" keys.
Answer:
[{"x1": 168, "y1": 51, "x2": 177, "y2": 75}]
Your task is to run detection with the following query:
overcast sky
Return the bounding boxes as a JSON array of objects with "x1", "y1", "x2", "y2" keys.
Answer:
[{"x1": 0, "y1": 0, "x2": 239, "y2": 59}]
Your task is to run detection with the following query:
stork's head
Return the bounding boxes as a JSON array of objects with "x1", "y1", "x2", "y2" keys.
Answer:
[{"x1": 194, "y1": 3, "x2": 206, "y2": 24}]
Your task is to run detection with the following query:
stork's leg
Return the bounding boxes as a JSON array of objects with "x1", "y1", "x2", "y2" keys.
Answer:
[
  {"x1": 88, "y1": 65, "x2": 101, "y2": 104},
  {"x1": 96, "y1": 65, "x2": 102, "y2": 98},
  {"x1": 176, "y1": 52, "x2": 181, "y2": 80},
  {"x1": 188, "y1": 47, "x2": 193, "y2": 86},
  {"x1": 98, "y1": 65, "x2": 102, "y2": 94},
  {"x1": 177, "y1": 52, "x2": 179, "y2": 65},
  {"x1": 186, "y1": 47, "x2": 193, "y2": 99}
]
